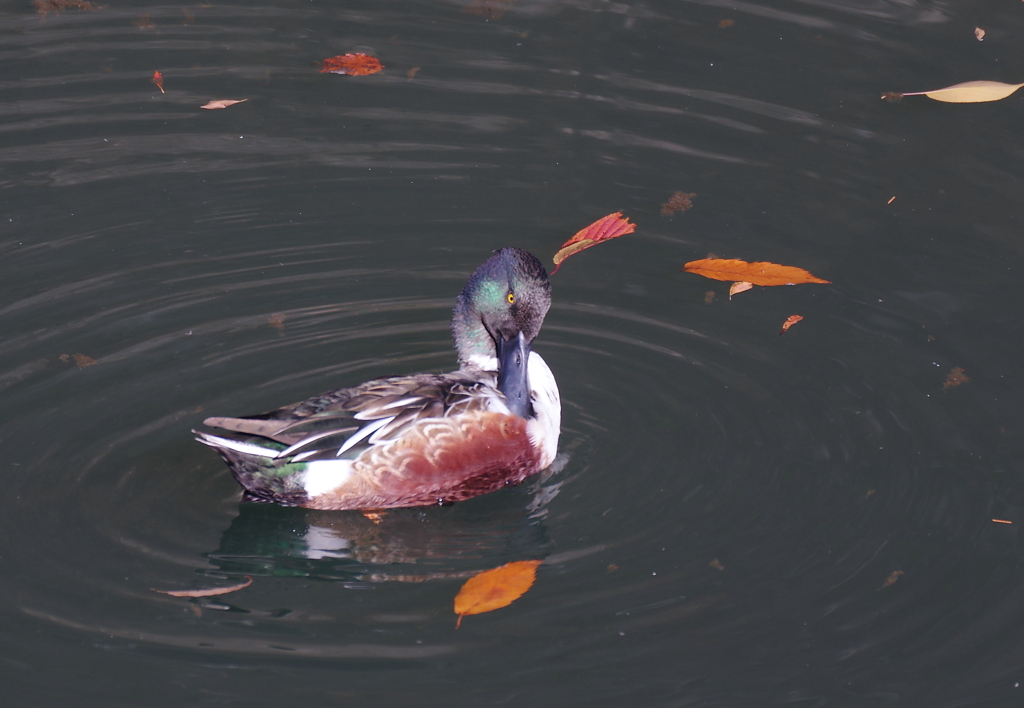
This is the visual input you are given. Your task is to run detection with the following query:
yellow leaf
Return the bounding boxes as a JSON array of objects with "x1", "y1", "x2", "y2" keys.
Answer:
[
  {"x1": 902, "y1": 80, "x2": 1024, "y2": 103},
  {"x1": 454, "y1": 560, "x2": 541, "y2": 628},
  {"x1": 684, "y1": 258, "x2": 830, "y2": 286}
]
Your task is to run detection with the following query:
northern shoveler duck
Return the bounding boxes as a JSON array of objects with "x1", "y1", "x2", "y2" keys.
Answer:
[{"x1": 195, "y1": 247, "x2": 560, "y2": 510}]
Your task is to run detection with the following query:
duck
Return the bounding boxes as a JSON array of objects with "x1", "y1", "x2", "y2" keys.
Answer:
[{"x1": 195, "y1": 247, "x2": 560, "y2": 510}]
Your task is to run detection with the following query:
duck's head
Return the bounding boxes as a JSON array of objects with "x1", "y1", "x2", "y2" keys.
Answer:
[{"x1": 452, "y1": 248, "x2": 551, "y2": 418}]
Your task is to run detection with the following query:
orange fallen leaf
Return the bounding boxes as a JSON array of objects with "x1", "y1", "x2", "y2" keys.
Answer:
[
  {"x1": 201, "y1": 99, "x2": 248, "y2": 110},
  {"x1": 718, "y1": 19, "x2": 734, "y2": 29},
  {"x1": 152, "y1": 576, "x2": 252, "y2": 598},
  {"x1": 779, "y1": 314, "x2": 804, "y2": 335},
  {"x1": 319, "y1": 53, "x2": 384, "y2": 76},
  {"x1": 886, "y1": 80, "x2": 1024, "y2": 104},
  {"x1": 992, "y1": 519, "x2": 1013, "y2": 524},
  {"x1": 151, "y1": 70, "x2": 164, "y2": 93},
  {"x1": 454, "y1": 560, "x2": 541, "y2": 628},
  {"x1": 728, "y1": 281, "x2": 752, "y2": 299},
  {"x1": 684, "y1": 259, "x2": 830, "y2": 286},
  {"x1": 887, "y1": 196, "x2": 896, "y2": 204},
  {"x1": 551, "y1": 212, "x2": 636, "y2": 274},
  {"x1": 975, "y1": 27, "x2": 985, "y2": 41},
  {"x1": 60, "y1": 353, "x2": 97, "y2": 368}
]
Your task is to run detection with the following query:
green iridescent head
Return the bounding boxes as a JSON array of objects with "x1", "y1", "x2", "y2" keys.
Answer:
[{"x1": 451, "y1": 248, "x2": 552, "y2": 368}]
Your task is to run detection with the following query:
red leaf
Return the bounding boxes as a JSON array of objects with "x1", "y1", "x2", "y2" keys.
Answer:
[
  {"x1": 551, "y1": 212, "x2": 636, "y2": 274},
  {"x1": 319, "y1": 53, "x2": 384, "y2": 76},
  {"x1": 151, "y1": 70, "x2": 164, "y2": 94}
]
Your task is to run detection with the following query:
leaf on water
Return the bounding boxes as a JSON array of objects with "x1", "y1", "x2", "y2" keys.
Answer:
[
  {"x1": 881, "y1": 570, "x2": 903, "y2": 588},
  {"x1": 709, "y1": 558, "x2": 724, "y2": 570},
  {"x1": 684, "y1": 258, "x2": 830, "y2": 286},
  {"x1": 32, "y1": 0, "x2": 97, "y2": 15},
  {"x1": 728, "y1": 281, "x2": 753, "y2": 299},
  {"x1": 992, "y1": 519, "x2": 1012, "y2": 524},
  {"x1": 406, "y1": 67, "x2": 421, "y2": 79},
  {"x1": 703, "y1": 290, "x2": 716, "y2": 304},
  {"x1": 779, "y1": 314, "x2": 804, "y2": 335},
  {"x1": 454, "y1": 560, "x2": 541, "y2": 628},
  {"x1": 551, "y1": 212, "x2": 636, "y2": 274},
  {"x1": 201, "y1": 99, "x2": 248, "y2": 110},
  {"x1": 975, "y1": 27, "x2": 985, "y2": 41},
  {"x1": 151, "y1": 70, "x2": 164, "y2": 94},
  {"x1": 897, "y1": 80, "x2": 1024, "y2": 104},
  {"x1": 718, "y1": 19, "x2": 734, "y2": 29},
  {"x1": 61, "y1": 353, "x2": 96, "y2": 368},
  {"x1": 319, "y1": 53, "x2": 384, "y2": 76},
  {"x1": 268, "y1": 313, "x2": 285, "y2": 331},
  {"x1": 660, "y1": 191, "x2": 696, "y2": 216},
  {"x1": 943, "y1": 367, "x2": 970, "y2": 389},
  {"x1": 132, "y1": 13, "x2": 154, "y2": 29},
  {"x1": 152, "y1": 576, "x2": 253, "y2": 598},
  {"x1": 463, "y1": 0, "x2": 516, "y2": 20}
]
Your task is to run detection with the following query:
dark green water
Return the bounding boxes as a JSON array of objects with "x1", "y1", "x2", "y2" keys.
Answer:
[{"x1": 3, "y1": 1, "x2": 1024, "y2": 705}]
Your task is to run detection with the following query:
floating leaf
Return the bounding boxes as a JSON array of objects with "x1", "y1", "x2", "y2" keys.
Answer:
[
  {"x1": 32, "y1": 0, "x2": 97, "y2": 15},
  {"x1": 152, "y1": 576, "x2": 252, "y2": 598},
  {"x1": 201, "y1": 99, "x2": 248, "y2": 110},
  {"x1": 779, "y1": 314, "x2": 804, "y2": 335},
  {"x1": 881, "y1": 570, "x2": 904, "y2": 588},
  {"x1": 406, "y1": 67, "x2": 421, "y2": 79},
  {"x1": 151, "y1": 70, "x2": 164, "y2": 94},
  {"x1": 889, "y1": 80, "x2": 1024, "y2": 104},
  {"x1": 319, "y1": 53, "x2": 384, "y2": 76},
  {"x1": 684, "y1": 258, "x2": 830, "y2": 286},
  {"x1": 454, "y1": 560, "x2": 541, "y2": 628},
  {"x1": 975, "y1": 27, "x2": 985, "y2": 41},
  {"x1": 728, "y1": 281, "x2": 752, "y2": 299},
  {"x1": 943, "y1": 367, "x2": 970, "y2": 389},
  {"x1": 709, "y1": 558, "x2": 724, "y2": 570},
  {"x1": 60, "y1": 353, "x2": 97, "y2": 368},
  {"x1": 551, "y1": 212, "x2": 636, "y2": 274},
  {"x1": 660, "y1": 191, "x2": 696, "y2": 216},
  {"x1": 992, "y1": 519, "x2": 1013, "y2": 524}
]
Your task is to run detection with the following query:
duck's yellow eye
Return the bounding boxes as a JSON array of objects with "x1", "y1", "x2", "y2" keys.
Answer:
[{"x1": 507, "y1": 292, "x2": 515, "y2": 304}]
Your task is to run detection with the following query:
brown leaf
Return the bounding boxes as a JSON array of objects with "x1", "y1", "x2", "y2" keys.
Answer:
[
  {"x1": 898, "y1": 80, "x2": 1024, "y2": 103},
  {"x1": 151, "y1": 70, "x2": 164, "y2": 94},
  {"x1": 463, "y1": 0, "x2": 515, "y2": 20},
  {"x1": 709, "y1": 558, "x2": 724, "y2": 570},
  {"x1": 728, "y1": 281, "x2": 753, "y2": 299},
  {"x1": 881, "y1": 570, "x2": 903, "y2": 588},
  {"x1": 454, "y1": 560, "x2": 541, "y2": 628},
  {"x1": 718, "y1": 19, "x2": 734, "y2": 29},
  {"x1": 551, "y1": 212, "x2": 636, "y2": 274},
  {"x1": 975, "y1": 27, "x2": 985, "y2": 41},
  {"x1": 32, "y1": 0, "x2": 97, "y2": 15},
  {"x1": 992, "y1": 519, "x2": 1012, "y2": 524},
  {"x1": 779, "y1": 314, "x2": 804, "y2": 335},
  {"x1": 201, "y1": 99, "x2": 248, "y2": 110},
  {"x1": 319, "y1": 53, "x2": 384, "y2": 76},
  {"x1": 703, "y1": 290, "x2": 716, "y2": 304},
  {"x1": 943, "y1": 367, "x2": 970, "y2": 389},
  {"x1": 132, "y1": 13, "x2": 154, "y2": 29},
  {"x1": 406, "y1": 67, "x2": 421, "y2": 79},
  {"x1": 684, "y1": 258, "x2": 830, "y2": 286},
  {"x1": 152, "y1": 576, "x2": 252, "y2": 598},
  {"x1": 61, "y1": 353, "x2": 96, "y2": 368},
  {"x1": 660, "y1": 191, "x2": 696, "y2": 216}
]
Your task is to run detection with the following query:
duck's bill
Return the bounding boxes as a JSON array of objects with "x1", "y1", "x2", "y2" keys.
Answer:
[{"x1": 496, "y1": 331, "x2": 532, "y2": 419}]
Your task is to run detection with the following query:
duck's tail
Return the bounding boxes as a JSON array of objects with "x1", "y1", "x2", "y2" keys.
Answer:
[{"x1": 194, "y1": 430, "x2": 310, "y2": 506}]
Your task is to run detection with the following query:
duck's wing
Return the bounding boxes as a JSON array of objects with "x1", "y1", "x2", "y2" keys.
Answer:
[{"x1": 199, "y1": 372, "x2": 499, "y2": 462}]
